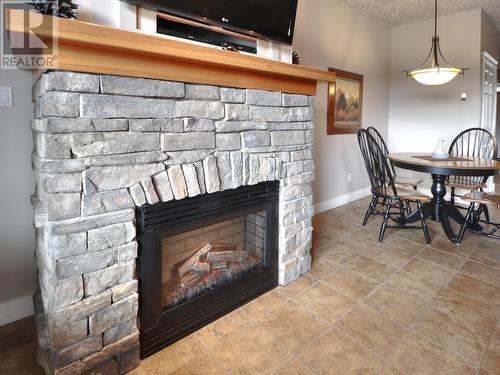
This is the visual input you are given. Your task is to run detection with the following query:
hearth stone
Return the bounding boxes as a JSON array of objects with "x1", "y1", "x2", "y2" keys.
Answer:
[{"x1": 31, "y1": 71, "x2": 315, "y2": 374}]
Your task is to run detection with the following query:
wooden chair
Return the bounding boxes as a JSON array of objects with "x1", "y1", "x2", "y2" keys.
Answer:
[
  {"x1": 364, "y1": 127, "x2": 423, "y2": 224},
  {"x1": 457, "y1": 191, "x2": 500, "y2": 243},
  {"x1": 357, "y1": 129, "x2": 431, "y2": 244},
  {"x1": 447, "y1": 128, "x2": 497, "y2": 222}
]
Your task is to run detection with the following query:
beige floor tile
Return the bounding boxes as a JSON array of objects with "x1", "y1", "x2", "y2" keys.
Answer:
[
  {"x1": 417, "y1": 247, "x2": 467, "y2": 270},
  {"x1": 139, "y1": 334, "x2": 213, "y2": 375},
  {"x1": 335, "y1": 235, "x2": 378, "y2": 254},
  {"x1": 393, "y1": 225, "x2": 439, "y2": 244},
  {"x1": 322, "y1": 267, "x2": 380, "y2": 301},
  {"x1": 196, "y1": 308, "x2": 252, "y2": 349},
  {"x1": 203, "y1": 320, "x2": 293, "y2": 375},
  {"x1": 389, "y1": 333, "x2": 478, "y2": 375},
  {"x1": 0, "y1": 343, "x2": 44, "y2": 375},
  {"x1": 320, "y1": 244, "x2": 361, "y2": 265},
  {"x1": 312, "y1": 212, "x2": 337, "y2": 232},
  {"x1": 307, "y1": 256, "x2": 338, "y2": 280},
  {"x1": 312, "y1": 231, "x2": 342, "y2": 253},
  {"x1": 384, "y1": 270, "x2": 443, "y2": 303},
  {"x1": 325, "y1": 214, "x2": 363, "y2": 233},
  {"x1": 345, "y1": 255, "x2": 397, "y2": 282},
  {"x1": 300, "y1": 329, "x2": 385, "y2": 375},
  {"x1": 278, "y1": 274, "x2": 316, "y2": 298},
  {"x1": 127, "y1": 369, "x2": 142, "y2": 375},
  {"x1": 433, "y1": 289, "x2": 498, "y2": 340},
  {"x1": 0, "y1": 317, "x2": 37, "y2": 356},
  {"x1": 381, "y1": 364, "x2": 405, "y2": 375},
  {"x1": 293, "y1": 282, "x2": 357, "y2": 324},
  {"x1": 469, "y1": 244, "x2": 500, "y2": 268},
  {"x1": 275, "y1": 358, "x2": 316, "y2": 375},
  {"x1": 483, "y1": 324, "x2": 500, "y2": 375},
  {"x1": 479, "y1": 368, "x2": 494, "y2": 375},
  {"x1": 401, "y1": 257, "x2": 456, "y2": 288},
  {"x1": 414, "y1": 307, "x2": 491, "y2": 364},
  {"x1": 382, "y1": 235, "x2": 427, "y2": 256},
  {"x1": 430, "y1": 236, "x2": 476, "y2": 258},
  {"x1": 363, "y1": 245, "x2": 413, "y2": 268},
  {"x1": 240, "y1": 288, "x2": 288, "y2": 320},
  {"x1": 258, "y1": 300, "x2": 331, "y2": 355},
  {"x1": 460, "y1": 260, "x2": 500, "y2": 288},
  {"x1": 365, "y1": 284, "x2": 430, "y2": 328},
  {"x1": 166, "y1": 352, "x2": 227, "y2": 375},
  {"x1": 354, "y1": 221, "x2": 397, "y2": 242},
  {"x1": 336, "y1": 303, "x2": 408, "y2": 359},
  {"x1": 447, "y1": 274, "x2": 500, "y2": 307}
]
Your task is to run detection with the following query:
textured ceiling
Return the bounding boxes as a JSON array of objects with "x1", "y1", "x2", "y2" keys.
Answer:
[{"x1": 342, "y1": 0, "x2": 500, "y2": 28}]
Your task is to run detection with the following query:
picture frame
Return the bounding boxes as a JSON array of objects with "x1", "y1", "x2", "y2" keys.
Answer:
[{"x1": 327, "y1": 68, "x2": 363, "y2": 135}]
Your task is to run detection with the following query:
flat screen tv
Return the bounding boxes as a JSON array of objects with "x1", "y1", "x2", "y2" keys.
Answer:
[{"x1": 124, "y1": 0, "x2": 299, "y2": 45}]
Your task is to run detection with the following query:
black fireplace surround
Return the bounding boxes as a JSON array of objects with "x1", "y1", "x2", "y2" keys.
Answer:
[{"x1": 137, "y1": 181, "x2": 279, "y2": 357}]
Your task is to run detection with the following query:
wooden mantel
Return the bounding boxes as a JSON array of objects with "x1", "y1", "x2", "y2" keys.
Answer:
[{"x1": 6, "y1": 10, "x2": 335, "y2": 95}]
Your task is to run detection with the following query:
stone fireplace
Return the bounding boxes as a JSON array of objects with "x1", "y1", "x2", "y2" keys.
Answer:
[{"x1": 32, "y1": 71, "x2": 315, "y2": 374}]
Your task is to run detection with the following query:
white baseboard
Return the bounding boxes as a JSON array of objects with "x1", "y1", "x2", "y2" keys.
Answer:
[
  {"x1": 0, "y1": 295, "x2": 33, "y2": 326},
  {"x1": 314, "y1": 187, "x2": 371, "y2": 214}
]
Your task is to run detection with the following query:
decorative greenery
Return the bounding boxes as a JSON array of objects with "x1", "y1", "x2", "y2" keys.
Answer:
[{"x1": 27, "y1": 0, "x2": 78, "y2": 19}]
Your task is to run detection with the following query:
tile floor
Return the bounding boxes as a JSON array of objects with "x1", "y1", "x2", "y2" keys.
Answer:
[{"x1": 2, "y1": 182, "x2": 500, "y2": 375}]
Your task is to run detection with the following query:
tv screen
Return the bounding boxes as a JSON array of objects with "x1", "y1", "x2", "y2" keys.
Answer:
[{"x1": 125, "y1": 0, "x2": 298, "y2": 45}]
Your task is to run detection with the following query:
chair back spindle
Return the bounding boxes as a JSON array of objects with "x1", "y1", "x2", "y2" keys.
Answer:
[
  {"x1": 367, "y1": 126, "x2": 396, "y2": 175},
  {"x1": 448, "y1": 128, "x2": 497, "y2": 186}
]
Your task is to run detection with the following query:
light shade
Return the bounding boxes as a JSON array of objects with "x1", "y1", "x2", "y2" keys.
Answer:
[
  {"x1": 409, "y1": 67, "x2": 461, "y2": 85},
  {"x1": 405, "y1": 0, "x2": 466, "y2": 86}
]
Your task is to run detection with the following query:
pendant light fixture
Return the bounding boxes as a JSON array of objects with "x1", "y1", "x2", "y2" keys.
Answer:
[{"x1": 406, "y1": 0, "x2": 467, "y2": 85}]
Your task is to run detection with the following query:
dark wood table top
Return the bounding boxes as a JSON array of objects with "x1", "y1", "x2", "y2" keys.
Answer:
[{"x1": 388, "y1": 153, "x2": 500, "y2": 176}]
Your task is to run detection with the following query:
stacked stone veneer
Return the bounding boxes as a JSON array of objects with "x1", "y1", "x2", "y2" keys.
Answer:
[{"x1": 31, "y1": 71, "x2": 315, "y2": 374}]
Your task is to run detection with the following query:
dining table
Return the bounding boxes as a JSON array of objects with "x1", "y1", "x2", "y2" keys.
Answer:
[{"x1": 388, "y1": 153, "x2": 500, "y2": 243}]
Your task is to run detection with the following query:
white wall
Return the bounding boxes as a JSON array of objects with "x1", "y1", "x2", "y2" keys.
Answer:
[
  {"x1": 0, "y1": 66, "x2": 37, "y2": 324},
  {"x1": 293, "y1": 0, "x2": 391, "y2": 212},
  {"x1": 388, "y1": 9, "x2": 483, "y2": 158},
  {"x1": 481, "y1": 11, "x2": 500, "y2": 61}
]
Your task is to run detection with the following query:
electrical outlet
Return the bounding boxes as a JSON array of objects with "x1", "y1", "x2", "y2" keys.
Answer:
[
  {"x1": 0, "y1": 87, "x2": 13, "y2": 107},
  {"x1": 347, "y1": 173, "x2": 352, "y2": 183}
]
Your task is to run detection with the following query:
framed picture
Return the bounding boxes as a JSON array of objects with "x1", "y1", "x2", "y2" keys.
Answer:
[{"x1": 327, "y1": 68, "x2": 363, "y2": 135}]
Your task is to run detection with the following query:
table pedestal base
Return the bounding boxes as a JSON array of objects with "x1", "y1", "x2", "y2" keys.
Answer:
[{"x1": 405, "y1": 174, "x2": 466, "y2": 243}]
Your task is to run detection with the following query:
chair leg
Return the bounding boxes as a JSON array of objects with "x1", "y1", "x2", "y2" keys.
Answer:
[
  {"x1": 378, "y1": 200, "x2": 391, "y2": 243},
  {"x1": 406, "y1": 200, "x2": 412, "y2": 215},
  {"x1": 482, "y1": 204, "x2": 491, "y2": 224},
  {"x1": 474, "y1": 204, "x2": 483, "y2": 224},
  {"x1": 417, "y1": 200, "x2": 431, "y2": 245},
  {"x1": 450, "y1": 187, "x2": 455, "y2": 206},
  {"x1": 363, "y1": 195, "x2": 377, "y2": 227},
  {"x1": 399, "y1": 200, "x2": 406, "y2": 225},
  {"x1": 458, "y1": 203, "x2": 475, "y2": 244}
]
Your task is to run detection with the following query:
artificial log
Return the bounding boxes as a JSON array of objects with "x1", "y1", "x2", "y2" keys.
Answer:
[
  {"x1": 180, "y1": 272, "x2": 201, "y2": 288},
  {"x1": 206, "y1": 251, "x2": 249, "y2": 263},
  {"x1": 178, "y1": 243, "x2": 212, "y2": 276},
  {"x1": 210, "y1": 261, "x2": 227, "y2": 270}
]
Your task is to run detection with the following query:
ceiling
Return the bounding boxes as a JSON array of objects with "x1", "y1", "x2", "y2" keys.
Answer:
[{"x1": 342, "y1": 0, "x2": 500, "y2": 28}]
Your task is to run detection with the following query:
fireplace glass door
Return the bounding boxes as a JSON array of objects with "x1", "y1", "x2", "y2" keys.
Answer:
[{"x1": 138, "y1": 181, "x2": 279, "y2": 357}]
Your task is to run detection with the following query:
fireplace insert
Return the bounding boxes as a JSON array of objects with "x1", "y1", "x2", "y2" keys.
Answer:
[{"x1": 137, "y1": 181, "x2": 279, "y2": 357}]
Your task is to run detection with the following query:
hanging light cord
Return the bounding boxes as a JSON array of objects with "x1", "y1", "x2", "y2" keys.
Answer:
[{"x1": 432, "y1": 0, "x2": 439, "y2": 68}]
